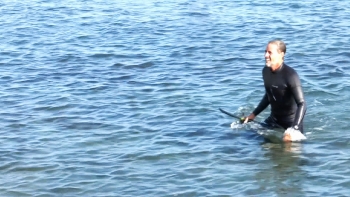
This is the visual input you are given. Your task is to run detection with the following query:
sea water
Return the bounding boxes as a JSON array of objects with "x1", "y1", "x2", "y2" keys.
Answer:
[{"x1": 0, "y1": 0, "x2": 350, "y2": 196}]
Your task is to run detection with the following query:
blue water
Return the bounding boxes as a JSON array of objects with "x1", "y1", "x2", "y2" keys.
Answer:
[{"x1": 1, "y1": 0, "x2": 350, "y2": 196}]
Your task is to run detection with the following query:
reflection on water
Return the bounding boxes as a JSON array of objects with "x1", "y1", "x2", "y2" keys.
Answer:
[
  {"x1": 255, "y1": 142, "x2": 306, "y2": 196},
  {"x1": 230, "y1": 120, "x2": 307, "y2": 196}
]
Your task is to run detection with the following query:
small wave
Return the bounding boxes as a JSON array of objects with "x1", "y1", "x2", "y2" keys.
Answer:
[
  {"x1": 109, "y1": 74, "x2": 133, "y2": 81},
  {"x1": 289, "y1": 3, "x2": 302, "y2": 9},
  {"x1": 89, "y1": 53, "x2": 116, "y2": 58},
  {"x1": 116, "y1": 61, "x2": 154, "y2": 69},
  {"x1": 111, "y1": 63, "x2": 124, "y2": 67},
  {"x1": 186, "y1": 12, "x2": 210, "y2": 17},
  {"x1": 328, "y1": 67, "x2": 344, "y2": 76},
  {"x1": 338, "y1": 52, "x2": 350, "y2": 58}
]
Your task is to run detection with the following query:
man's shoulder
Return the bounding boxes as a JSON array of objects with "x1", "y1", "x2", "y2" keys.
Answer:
[
  {"x1": 262, "y1": 66, "x2": 269, "y2": 73},
  {"x1": 283, "y1": 63, "x2": 301, "y2": 86},
  {"x1": 283, "y1": 63, "x2": 298, "y2": 75}
]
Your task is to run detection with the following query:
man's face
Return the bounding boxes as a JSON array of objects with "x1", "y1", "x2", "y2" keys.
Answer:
[{"x1": 264, "y1": 43, "x2": 284, "y2": 68}]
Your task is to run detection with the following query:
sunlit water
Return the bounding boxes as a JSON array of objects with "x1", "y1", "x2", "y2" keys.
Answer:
[{"x1": 0, "y1": 0, "x2": 350, "y2": 196}]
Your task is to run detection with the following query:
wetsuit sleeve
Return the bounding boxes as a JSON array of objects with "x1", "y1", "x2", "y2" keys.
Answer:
[
  {"x1": 291, "y1": 85, "x2": 307, "y2": 128},
  {"x1": 252, "y1": 93, "x2": 269, "y2": 116},
  {"x1": 288, "y1": 72, "x2": 307, "y2": 128}
]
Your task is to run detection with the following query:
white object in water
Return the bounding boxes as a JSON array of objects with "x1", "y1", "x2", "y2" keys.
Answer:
[{"x1": 284, "y1": 127, "x2": 307, "y2": 141}]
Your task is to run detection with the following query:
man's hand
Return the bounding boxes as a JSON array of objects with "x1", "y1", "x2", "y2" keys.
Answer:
[
  {"x1": 243, "y1": 113, "x2": 256, "y2": 124},
  {"x1": 283, "y1": 127, "x2": 307, "y2": 142}
]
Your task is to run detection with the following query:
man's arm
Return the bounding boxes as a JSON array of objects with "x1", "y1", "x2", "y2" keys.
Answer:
[
  {"x1": 253, "y1": 93, "x2": 270, "y2": 116},
  {"x1": 291, "y1": 85, "x2": 307, "y2": 129},
  {"x1": 287, "y1": 70, "x2": 307, "y2": 129},
  {"x1": 283, "y1": 70, "x2": 307, "y2": 142},
  {"x1": 244, "y1": 93, "x2": 269, "y2": 123}
]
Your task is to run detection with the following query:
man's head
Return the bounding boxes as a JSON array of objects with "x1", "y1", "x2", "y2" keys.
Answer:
[{"x1": 265, "y1": 40, "x2": 286, "y2": 71}]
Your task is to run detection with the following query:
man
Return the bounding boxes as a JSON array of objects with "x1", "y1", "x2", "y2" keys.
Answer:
[{"x1": 244, "y1": 40, "x2": 307, "y2": 142}]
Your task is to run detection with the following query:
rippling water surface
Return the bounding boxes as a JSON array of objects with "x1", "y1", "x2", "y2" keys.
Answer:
[{"x1": 1, "y1": 0, "x2": 350, "y2": 196}]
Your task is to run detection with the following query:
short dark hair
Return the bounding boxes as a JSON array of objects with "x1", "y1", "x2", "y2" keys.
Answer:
[{"x1": 268, "y1": 40, "x2": 286, "y2": 54}]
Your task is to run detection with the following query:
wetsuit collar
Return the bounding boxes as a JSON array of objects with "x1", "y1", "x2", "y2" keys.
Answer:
[{"x1": 271, "y1": 62, "x2": 284, "y2": 73}]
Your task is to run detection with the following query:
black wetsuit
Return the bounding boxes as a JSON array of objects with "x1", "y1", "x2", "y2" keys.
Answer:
[{"x1": 253, "y1": 63, "x2": 306, "y2": 132}]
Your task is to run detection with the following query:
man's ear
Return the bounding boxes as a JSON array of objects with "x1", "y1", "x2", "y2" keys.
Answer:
[{"x1": 280, "y1": 51, "x2": 285, "y2": 58}]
